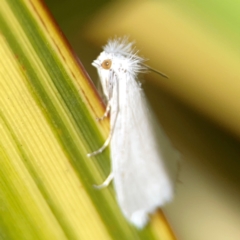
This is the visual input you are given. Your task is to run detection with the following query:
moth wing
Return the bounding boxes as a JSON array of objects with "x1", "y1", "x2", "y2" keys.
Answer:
[{"x1": 110, "y1": 75, "x2": 179, "y2": 228}]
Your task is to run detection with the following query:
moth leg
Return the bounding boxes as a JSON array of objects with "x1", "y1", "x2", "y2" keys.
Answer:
[
  {"x1": 87, "y1": 102, "x2": 113, "y2": 157},
  {"x1": 96, "y1": 101, "x2": 111, "y2": 122},
  {"x1": 86, "y1": 133, "x2": 112, "y2": 157},
  {"x1": 87, "y1": 105, "x2": 118, "y2": 157},
  {"x1": 87, "y1": 74, "x2": 119, "y2": 157},
  {"x1": 93, "y1": 172, "x2": 113, "y2": 189}
]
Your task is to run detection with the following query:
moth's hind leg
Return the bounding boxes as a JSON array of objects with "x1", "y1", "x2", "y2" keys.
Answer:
[{"x1": 93, "y1": 172, "x2": 113, "y2": 189}]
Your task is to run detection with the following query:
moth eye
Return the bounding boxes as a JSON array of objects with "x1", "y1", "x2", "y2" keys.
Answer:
[{"x1": 101, "y1": 59, "x2": 112, "y2": 70}]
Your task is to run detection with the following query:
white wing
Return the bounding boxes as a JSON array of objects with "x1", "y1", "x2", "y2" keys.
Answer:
[{"x1": 110, "y1": 72, "x2": 179, "y2": 228}]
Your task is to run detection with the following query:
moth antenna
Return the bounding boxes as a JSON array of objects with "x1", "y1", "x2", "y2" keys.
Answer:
[{"x1": 144, "y1": 65, "x2": 169, "y2": 79}]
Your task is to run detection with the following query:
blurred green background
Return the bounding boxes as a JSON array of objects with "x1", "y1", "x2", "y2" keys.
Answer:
[{"x1": 44, "y1": 1, "x2": 240, "y2": 240}]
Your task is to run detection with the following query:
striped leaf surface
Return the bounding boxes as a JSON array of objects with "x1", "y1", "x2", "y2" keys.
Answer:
[{"x1": 0, "y1": 0, "x2": 175, "y2": 239}]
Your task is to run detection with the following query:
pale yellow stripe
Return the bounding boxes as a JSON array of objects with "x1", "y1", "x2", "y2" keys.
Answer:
[
  {"x1": 0, "y1": 34, "x2": 112, "y2": 239},
  {"x1": 0, "y1": 117, "x2": 68, "y2": 240},
  {"x1": 24, "y1": 0, "x2": 109, "y2": 136},
  {"x1": 151, "y1": 211, "x2": 176, "y2": 240},
  {"x1": 1, "y1": 0, "x2": 90, "y2": 154},
  {"x1": 1, "y1": 0, "x2": 111, "y2": 190}
]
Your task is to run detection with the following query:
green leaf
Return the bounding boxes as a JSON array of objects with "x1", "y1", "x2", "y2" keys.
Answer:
[{"x1": 0, "y1": 0, "x2": 176, "y2": 239}]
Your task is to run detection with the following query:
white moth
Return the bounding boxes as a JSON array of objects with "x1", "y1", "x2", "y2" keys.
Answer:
[{"x1": 88, "y1": 37, "x2": 179, "y2": 229}]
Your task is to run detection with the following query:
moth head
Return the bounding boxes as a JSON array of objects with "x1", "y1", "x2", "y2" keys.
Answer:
[
  {"x1": 92, "y1": 52, "x2": 113, "y2": 71},
  {"x1": 92, "y1": 52, "x2": 114, "y2": 101}
]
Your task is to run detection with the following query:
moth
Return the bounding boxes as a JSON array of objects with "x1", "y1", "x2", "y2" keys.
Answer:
[{"x1": 88, "y1": 37, "x2": 179, "y2": 228}]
